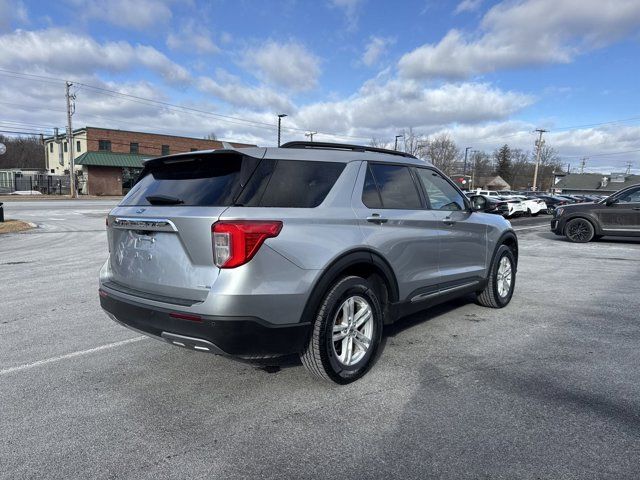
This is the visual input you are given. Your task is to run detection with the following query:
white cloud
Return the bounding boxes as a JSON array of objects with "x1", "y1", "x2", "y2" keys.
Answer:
[
  {"x1": 295, "y1": 80, "x2": 533, "y2": 136},
  {"x1": 0, "y1": 0, "x2": 28, "y2": 31},
  {"x1": 166, "y1": 21, "x2": 219, "y2": 55},
  {"x1": 362, "y1": 36, "x2": 394, "y2": 67},
  {"x1": 72, "y1": 0, "x2": 173, "y2": 30},
  {"x1": 197, "y1": 71, "x2": 293, "y2": 112},
  {"x1": 242, "y1": 41, "x2": 321, "y2": 92},
  {"x1": 0, "y1": 29, "x2": 190, "y2": 84},
  {"x1": 329, "y1": 0, "x2": 364, "y2": 29},
  {"x1": 399, "y1": 0, "x2": 640, "y2": 79},
  {"x1": 454, "y1": 0, "x2": 483, "y2": 14}
]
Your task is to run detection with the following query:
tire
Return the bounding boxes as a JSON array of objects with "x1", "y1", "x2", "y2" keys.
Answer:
[
  {"x1": 476, "y1": 245, "x2": 516, "y2": 308},
  {"x1": 301, "y1": 275, "x2": 383, "y2": 384},
  {"x1": 564, "y1": 218, "x2": 595, "y2": 243}
]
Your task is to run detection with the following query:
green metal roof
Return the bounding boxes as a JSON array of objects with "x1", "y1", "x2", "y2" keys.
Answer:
[
  {"x1": 555, "y1": 173, "x2": 640, "y2": 192},
  {"x1": 75, "y1": 151, "x2": 149, "y2": 168}
]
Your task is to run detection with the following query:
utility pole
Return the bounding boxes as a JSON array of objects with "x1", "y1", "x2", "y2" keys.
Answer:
[
  {"x1": 580, "y1": 157, "x2": 587, "y2": 174},
  {"x1": 277, "y1": 114, "x2": 287, "y2": 147},
  {"x1": 65, "y1": 81, "x2": 77, "y2": 198},
  {"x1": 463, "y1": 146, "x2": 471, "y2": 175},
  {"x1": 305, "y1": 131, "x2": 317, "y2": 142},
  {"x1": 532, "y1": 129, "x2": 548, "y2": 191},
  {"x1": 394, "y1": 134, "x2": 404, "y2": 151},
  {"x1": 625, "y1": 162, "x2": 632, "y2": 175}
]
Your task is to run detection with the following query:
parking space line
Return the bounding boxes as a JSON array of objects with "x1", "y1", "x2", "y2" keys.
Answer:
[
  {"x1": 514, "y1": 225, "x2": 548, "y2": 231},
  {"x1": 0, "y1": 336, "x2": 147, "y2": 377}
]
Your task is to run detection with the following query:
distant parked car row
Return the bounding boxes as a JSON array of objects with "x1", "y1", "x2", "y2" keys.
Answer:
[{"x1": 462, "y1": 189, "x2": 609, "y2": 219}]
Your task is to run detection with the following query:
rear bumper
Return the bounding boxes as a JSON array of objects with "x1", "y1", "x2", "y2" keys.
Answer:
[{"x1": 99, "y1": 289, "x2": 310, "y2": 359}]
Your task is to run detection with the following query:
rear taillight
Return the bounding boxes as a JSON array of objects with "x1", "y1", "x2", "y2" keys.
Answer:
[{"x1": 212, "y1": 221, "x2": 283, "y2": 268}]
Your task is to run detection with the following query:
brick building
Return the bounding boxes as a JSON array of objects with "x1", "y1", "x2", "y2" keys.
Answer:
[{"x1": 43, "y1": 127, "x2": 253, "y2": 195}]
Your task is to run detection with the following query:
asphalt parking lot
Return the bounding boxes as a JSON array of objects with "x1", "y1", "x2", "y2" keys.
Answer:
[{"x1": 1, "y1": 200, "x2": 639, "y2": 479}]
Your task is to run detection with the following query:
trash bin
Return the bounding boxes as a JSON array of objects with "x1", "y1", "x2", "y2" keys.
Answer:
[{"x1": 0, "y1": 202, "x2": 4, "y2": 223}]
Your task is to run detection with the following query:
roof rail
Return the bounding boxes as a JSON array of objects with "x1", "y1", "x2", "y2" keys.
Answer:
[{"x1": 279, "y1": 141, "x2": 418, "y2": 159}]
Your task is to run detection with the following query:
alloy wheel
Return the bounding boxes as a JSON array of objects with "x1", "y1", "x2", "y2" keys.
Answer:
[
  {"x1": 496, "y1": 256, "x2": 513, "y2": 298},
  {"x1": 331, "y1": 296, "x2": 374, "y2": 366},
  {"x1": 567, "y1": 220, "x2": 592, "y2": 242}
]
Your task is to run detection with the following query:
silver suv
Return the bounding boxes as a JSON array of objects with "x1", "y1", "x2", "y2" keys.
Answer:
[{"x1": 99, "y1": 142, "x2": 518, "y2": 383}]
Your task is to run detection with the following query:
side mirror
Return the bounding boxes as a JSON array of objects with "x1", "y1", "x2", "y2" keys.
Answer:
[
  {"x1": 605, "y1": 197, "x2": 617, "y2": 206},
  {"x1": 469, "y1": 195, "x2": 487, "y2": 212}
]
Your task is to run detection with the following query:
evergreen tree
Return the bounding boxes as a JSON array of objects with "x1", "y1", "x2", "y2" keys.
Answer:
[{"x1": 494, "y1": 144, "x2": 512, "y2": 182}]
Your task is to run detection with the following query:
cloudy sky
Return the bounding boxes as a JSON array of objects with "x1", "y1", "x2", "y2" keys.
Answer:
[{"x1": 0, "y1": 0, "x2": 639, "y2": 172}]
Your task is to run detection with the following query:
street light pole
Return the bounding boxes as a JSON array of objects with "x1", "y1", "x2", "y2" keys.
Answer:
[
  {"x1": 305, "y1": 131, "x2": 317, "y2": 142},
  {"x1": 470, "y1": 150, "x2": 479, "y2": 190},
  {"x1": 532, "y1": 129, "x2": 548, "y2": 191},
  {"x1": 277, "y1": 114, "x2": 287, "y2": 147},
  {"x1": 463, "y1": 146, "x2": 471, "y2": 175},
  {"x1": 394, "y1": 134, "x2": 404, "y2": 151}
]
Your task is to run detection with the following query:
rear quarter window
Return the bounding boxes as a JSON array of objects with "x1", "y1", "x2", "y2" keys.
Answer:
[{"x1": 237, "y1": 160, "x2": 345, "y2": 208}]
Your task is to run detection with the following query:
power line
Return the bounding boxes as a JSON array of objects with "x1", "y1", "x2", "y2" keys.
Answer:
[
  {"x1": 2, "y1": 68, "x2": 640, "y2": 144},
  {"x1": 0, "y1": 68, "x2": 370, "y2": 141},
  {"x1": 0, "y1": 128, "x2": 45, "y2": 136}
]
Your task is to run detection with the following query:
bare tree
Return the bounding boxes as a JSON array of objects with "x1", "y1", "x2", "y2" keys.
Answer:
[
  {"x1": 369, "y1": 137, "x2": 391, "y2": 149},
  {"x1": 401, "y1": 127, "x2": 426, "y2": 157},
  {"x1": 424, "y1": 133, "x2": 459, "y2": 175},
  {"x1": 470, "y1": 150, "x2": 492, "y2": 188},
  {"x1": 509, "y1": 148, "x2": 531, "y2": 189},
  {"x1": 204, "y1": 132, "x2": 218, "y2": 141},
  {"x1": 538, "y1": 145, "x2": 560, "y2": 166},
  {"x1": 0, "y1": 135, "x2": 45, "y2": 170}
]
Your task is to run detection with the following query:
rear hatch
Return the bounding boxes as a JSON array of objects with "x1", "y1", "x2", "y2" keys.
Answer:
[{"x1": 106, "y1": 150, "x2": 264, "y2": 304}]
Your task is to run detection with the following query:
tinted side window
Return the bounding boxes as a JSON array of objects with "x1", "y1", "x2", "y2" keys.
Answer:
[
  {"x1": 367, "y1": 164, "x2": 422, "y2": 209},
  {"x1": 617, "y1": 187, "x2": 640, "y2": 203},
  {"x1": 362, "y1": 165, "x2": 383, "y2": 208},
  {"x1": 415, "y1": 168, "x2": 466, "y2": 211},
  {"x1": 237, "y1": 160, "x2": 345, "y2": 208}
]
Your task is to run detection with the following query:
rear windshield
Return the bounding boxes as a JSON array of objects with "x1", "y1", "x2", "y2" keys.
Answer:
[{"x1": 121, "y1": 154, "x2": 345, "y2": 208}]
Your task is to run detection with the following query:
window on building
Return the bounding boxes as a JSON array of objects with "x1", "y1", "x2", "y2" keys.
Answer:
[
  {"x1": 63, "y1": 142, "x2": 68, "y2": 153},
  {"x1": 76, "y1": 141, "x2": 81, "y2": 152},
  {"x1": 49, "y1": 143, "x2": 53, "y2": 153},
  {"x1": 161, "y1": 145, "x2": 170, "y2": 155},
  {"x1": 98, "y1": 140, "x2": 111, "y2": 151},
  {"x1": 130, "y1": 142, "x2": 139, "y2": 154}
]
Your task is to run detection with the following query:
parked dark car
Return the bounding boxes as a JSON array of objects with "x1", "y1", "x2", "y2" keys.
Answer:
[
  {"x1": 533, "y1": 194, "x2": 571, "y2": 213},
  {"x1": 553, "y1": 195, "x2": 580, "y2": 203},
  {"x1": 472, "y1": 195, "x2": 510, "y2": 215},
  {"x1": 551, "y1": 184, "x2": 640, "y2": 242}
]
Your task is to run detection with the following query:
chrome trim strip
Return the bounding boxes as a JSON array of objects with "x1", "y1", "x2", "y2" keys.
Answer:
[
  {"x1": 112, "y1": 217, "x2": 177, "y2": 232},
  {"x1": 410, "y1": 281, "x2": 479, "y2": 303}
]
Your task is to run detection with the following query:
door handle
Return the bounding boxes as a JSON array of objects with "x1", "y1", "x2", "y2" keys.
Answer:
[
  {"x1": 442, "y1": 217, "x2": 456, "y2": 226},
  {"x1": 633, "y1": 207, "x2": 640, "y2": 211},
  {"x1": 366, "y1": 214, "x2": 388, "y2": 224}
]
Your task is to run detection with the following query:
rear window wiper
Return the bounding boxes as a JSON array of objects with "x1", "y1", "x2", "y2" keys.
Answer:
[{"x1": 145, "y1": 194, "x2": 184, "y2": 205}]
